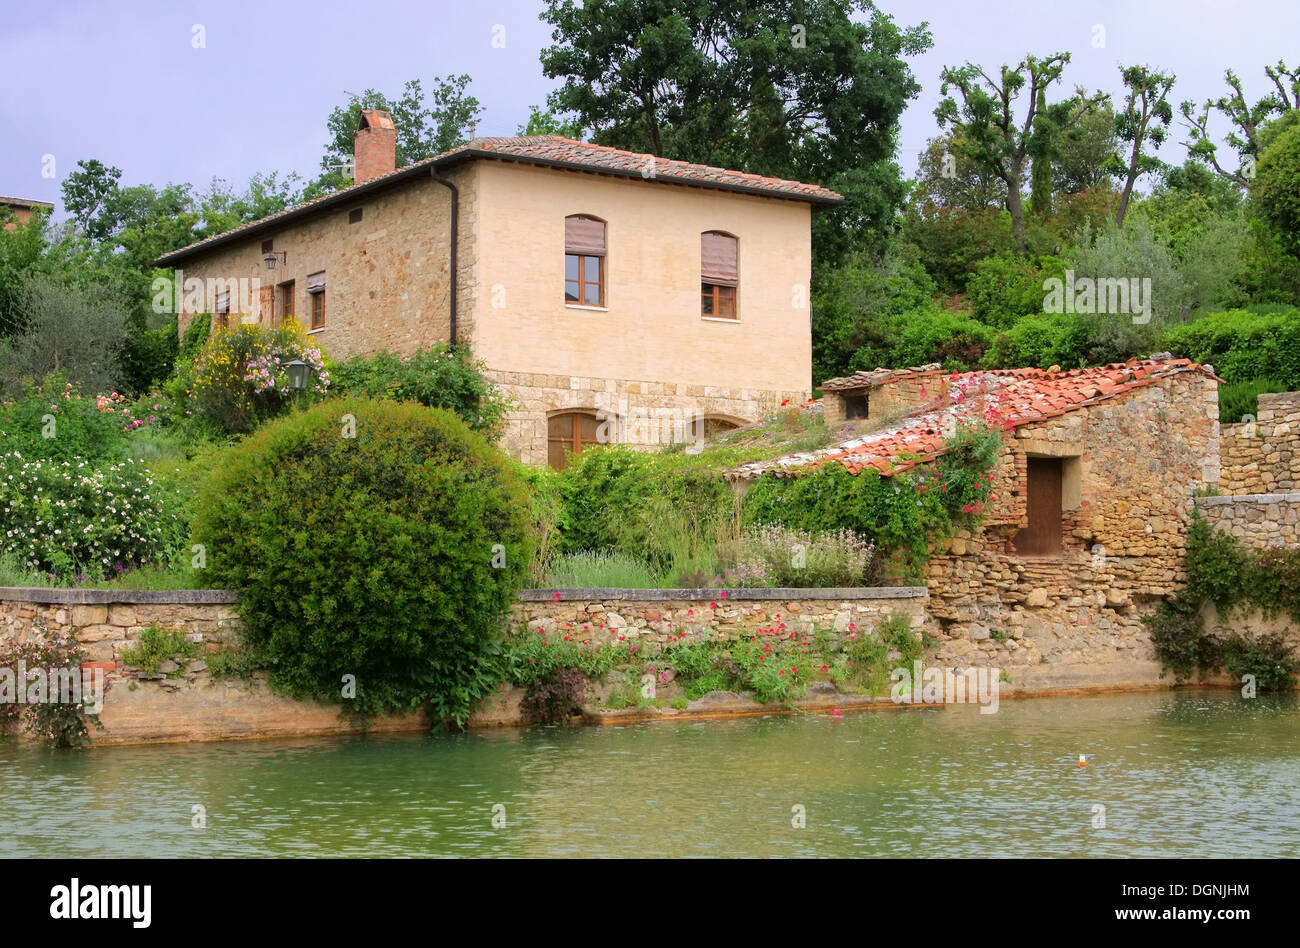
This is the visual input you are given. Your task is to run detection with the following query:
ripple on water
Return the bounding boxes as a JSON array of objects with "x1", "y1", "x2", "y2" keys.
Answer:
[{"x1": 1, "y1": 690, "x2": 1298, "y2": 857}]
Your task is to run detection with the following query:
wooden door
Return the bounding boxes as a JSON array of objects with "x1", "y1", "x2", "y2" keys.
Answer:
[{"x1": 1014, "y1": 457, "x2": 1062, "y2": 555}]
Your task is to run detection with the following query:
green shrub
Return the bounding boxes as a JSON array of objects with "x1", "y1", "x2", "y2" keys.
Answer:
[
  {"x1": 742, "y1": 420, "x2": 1001, "y2": 578},
  {"x1": 884, "y1": 310, "x2": 996, "y2": 371},
  {"x1": 190, "y1": 397, "x2": 533, "y2": 724},
  {"x1": 1161, "y1": 309, "x2": 1300, "y2": 389},
  {"x1": 330, "y1": 344, "x2": 512, "y2": 440},
  {"x1": 0, "y1": 372, "x2": 127, "y2": 462},
  {"x1": 553, "y1": 445, "x2": 737, "y2": 559},
  {"x1": 541, "y1": 549, "x2": 663, "y2": 589},
  {"x1": 0, "y1": 452, "x2": 188, "y2": 579},
  {"x1": 811, "y1": 245, "x2": 938, "y2": 381},
  {"x1": 984, "y1": 314, "x2": 1094, "y2": 369},
  {"x1": 967, "y1": 253, "x2": 1064, "y2": 329},
  {"x1": 118, "y1": 625, "x2": 201, "y2": 677},
  {"x1": 1146, "y1": 514, "x2": 1300, "y2": 687},
  {"x1": 1219, "y1": 377, "x2": 1290, "y2": 425}
]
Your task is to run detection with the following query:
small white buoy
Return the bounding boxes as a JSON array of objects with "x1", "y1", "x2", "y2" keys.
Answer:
[{"x1": 1078, "y1": 753, "x2": 1089, "y2": 768}]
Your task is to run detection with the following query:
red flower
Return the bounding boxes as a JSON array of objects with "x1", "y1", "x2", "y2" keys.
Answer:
[{"x1": 551, "y1": 592, "x2": 562, "y2": 601}]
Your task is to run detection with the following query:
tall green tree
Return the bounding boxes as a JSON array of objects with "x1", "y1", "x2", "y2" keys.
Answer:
[
  {"x1": 1252, "y1": 118, "x2": 1300, "y2": 258},
  {"x1": 1180, "y1": 60, "x2": 1299, "y2": 186},
  {"x1": 935, "y1": 52, "x2": 1108, "y2": 252},
  {"x1": 1029, "y1": 86, "x2": 1054, "y2": 217},
  {"x1": 538, "y1": 0, "x2": 932, "y2": 263},
  {"x1": 516, "y1": 104, "x2": 585, "y2": 138},
  {"x1": 1113, "y1": 65, "x2": 1175, "y2": 228},
  {"x1": 1053, "y1": 102, "x2": 1118, "y2": 195},
  {"x1": 312, "y1": 77, "x2": 483, "y2": 197},
  {"x1": 911, "y1": 135, "x2": 1007, "y2": 212}
]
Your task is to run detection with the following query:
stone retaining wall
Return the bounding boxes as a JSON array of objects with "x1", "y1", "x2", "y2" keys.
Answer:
[
  {"x1": 3, "y1": 577, "x2": 1264, "y2": 746},
  {"x1": 1194, "y1": 493, "x2": 1300, "y2": 549},
  {"x1": 1219, "y1": 391, "x2": 1300, "y2": 494},
  {"x1": 513, "y1": 587, "x2": 929, "y2": 645},
  {"x1": 0, "y1": 589, "x2": 427, "y2": 745}
]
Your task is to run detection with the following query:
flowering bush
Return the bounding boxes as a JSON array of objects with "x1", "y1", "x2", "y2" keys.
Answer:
[
  {"x1": 0, "y1": 372, "x2": 126, "y2": 462},
  {"x1": 733, "y1": 524, "x2": 876, "y2": 587},
  {"x1": 182, "y1": 318, "x2": 329, "y2": 434},
  {"x1": 0, "y1": 451, "x2": 187, "y2": 578},
  {"x1": 0, "y1": 620, "x2": 103, "y2": 748},
  {"x1": 95, "y1": 389, "x2": 175, "y2": 434}
]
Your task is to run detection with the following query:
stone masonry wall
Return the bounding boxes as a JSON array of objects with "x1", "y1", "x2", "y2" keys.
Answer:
[
  {"x1": 920, "y1": 371, "x2": 1220, "y2": 692},
  {"x1": 512, "y1": 588, "x2": 929, "y2": 645},
  {"x1": 1195, "y1": 494, "x2": 1300, "y2": 549},
  {"x1": 0, "y1": 590, "x2": 427, "y2": 745},
  {"x1": 1219, "y1": 391, "x2": 1300, "y2": 494},
  {"x1": 172, "y1": 165, "x2": 476, "y2": 361},
  {"x1": 490, "y1": 369, "x2": 804, "y2": 464}
]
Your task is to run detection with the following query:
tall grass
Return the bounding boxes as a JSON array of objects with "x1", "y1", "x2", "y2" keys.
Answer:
[{"x1": 541, "y1": 550, "x2": 664, "y2": 589}]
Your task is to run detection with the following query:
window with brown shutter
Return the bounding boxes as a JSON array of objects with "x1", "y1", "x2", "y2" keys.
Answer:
[
  {"x1": 701, "y1": 231, "x2": 738, "y2": 319},
  {"x1": 307, "y1": 272, "x2": 325, "y2": 329},
  {"x1": 565, "y1": 215, "x2": 606, "y2": 306},
  {"x1": 547, "y1": 411, "x2": 604, "y2": 470}
]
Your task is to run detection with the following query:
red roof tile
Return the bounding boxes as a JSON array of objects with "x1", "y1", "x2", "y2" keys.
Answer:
[
  {"x1": 156, "y1": 136, "x2": 843, "y2": 266},
  {"x1": 731, "y1": 357, "x2": 1222, "y2": 480}
]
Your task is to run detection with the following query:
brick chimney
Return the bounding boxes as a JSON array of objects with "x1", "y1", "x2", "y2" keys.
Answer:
[{"x1": 354, "y1": 109, "x2": 396, "y2": 184}]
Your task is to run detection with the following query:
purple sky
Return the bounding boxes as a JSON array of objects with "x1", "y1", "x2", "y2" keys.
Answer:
[{"x1": 3, "y1": 0, "x2": 1298, "y2": 216}]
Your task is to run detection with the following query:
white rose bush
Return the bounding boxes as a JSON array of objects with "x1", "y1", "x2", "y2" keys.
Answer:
[{"x1": 0, "y1": 451, "x2": 187, "y2": 580}]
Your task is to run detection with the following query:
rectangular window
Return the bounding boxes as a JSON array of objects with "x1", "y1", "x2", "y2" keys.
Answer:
[
  {"x1": 348, "y1": 208, "x2": 363, "y2": 224},
  {"x1": 566, "y1": 254, "x2": 603, "y2": 305},
  {"x1": 307, "y1": 272, "x2": 325, "y2": 329},
  {"x1": 1013, "y1": 457, "x2": 1063, "y2": 556},
  {"x1": 565, "y1": 216, "x2": 605, "y2": 306},
  {"x1": 701, "y1": 231, "x2": 738, "y2": 319},
  {"x1": 278, "y1": 280, "x2": 295, "y2": 323},
  {"x1": 701, "y1": 283, "x2": 737, "y2": 318}
]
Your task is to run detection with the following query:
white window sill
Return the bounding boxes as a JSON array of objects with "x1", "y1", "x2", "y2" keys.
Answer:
[
  {"x1": 306, "y1": 327, "x2": 326, "y2": 335},
  {"x1": 566, "y1": 304, "x2": 609, "y2": 312},
  {"x1": 702, "y1": 316, "x2": 740, "y2": 323}
]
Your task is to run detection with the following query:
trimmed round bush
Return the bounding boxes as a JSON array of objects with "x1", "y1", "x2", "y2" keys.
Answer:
[{"x1": 191, "y1": 397, "x2": 533, "y2": 724}]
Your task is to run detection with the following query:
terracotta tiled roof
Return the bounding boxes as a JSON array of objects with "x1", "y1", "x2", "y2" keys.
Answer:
[
  {"x1": 730, "y1": 356, "x2": 1223, "y2": 481},
  {"x1": 155, "y1": 136, "x2": 843, "y2": 266},
  {"x1": 0, "y1": 196, "x2": 54, "y2": 210}
]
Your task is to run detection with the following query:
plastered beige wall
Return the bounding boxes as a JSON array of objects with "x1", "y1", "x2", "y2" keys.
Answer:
[{"x1": 468, "y1": 160, "x2": 813, "y2": 395}]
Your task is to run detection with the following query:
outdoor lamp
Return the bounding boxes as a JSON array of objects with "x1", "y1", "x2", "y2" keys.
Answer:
[
  {"x1": 264, "y1": 251, "x2": 287, "y2": 270},
  {"x1": 284, "y1": 359, "x2": 309, "y2": 391}
]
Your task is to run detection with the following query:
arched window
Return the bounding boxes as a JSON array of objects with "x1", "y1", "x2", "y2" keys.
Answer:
[
  {"x1": 701, "y1": 231, "x2": 738, "y2": 318},
  {"x1": 565, "y1": 215, "x2": 606, "y2": 306},
  {"x1": 547, "y1": 410, "x2": 605, "y2": 470}
]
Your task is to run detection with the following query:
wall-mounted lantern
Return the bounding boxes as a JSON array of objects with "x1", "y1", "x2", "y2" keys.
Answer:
[{"x1": 264, "y1": 251, "x2": 288, "y2": 270}]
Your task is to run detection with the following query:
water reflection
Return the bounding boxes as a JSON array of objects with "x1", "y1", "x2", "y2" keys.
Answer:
[{"x1": 1, "y1": 690, "x2": 1297, "y2": 857}]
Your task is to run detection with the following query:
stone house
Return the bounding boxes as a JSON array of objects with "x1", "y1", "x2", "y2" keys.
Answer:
[
  {"x1": 731, "y1": 355, "x2": 1227, "y2": 690},
  {"x1": 155, "y1": 110, "x2": 842, "y2": 467},
  {"x1": 1, "y1": 196, "x2": 52, "y2": 231}
]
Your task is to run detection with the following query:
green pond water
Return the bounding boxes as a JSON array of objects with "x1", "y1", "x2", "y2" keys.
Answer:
[{"x1": 2, "y1": 689, "x2": 1297, "y2": 858}]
